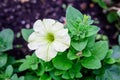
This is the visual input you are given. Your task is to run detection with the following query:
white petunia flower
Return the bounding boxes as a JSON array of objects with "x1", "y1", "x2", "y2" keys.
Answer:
[{"x1": 28, "y1": 19, "x2": 71, "y2": 62}]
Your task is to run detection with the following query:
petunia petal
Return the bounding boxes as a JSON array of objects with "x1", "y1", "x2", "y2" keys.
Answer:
[
  {"x1": 55, "y1": 29, "x2": 70, "y2": 45},
  {"x1": 33, "y1": 20, "x2": 46, "y2": 35},
  {"x1": 51, "y1": 21, "x2": 64, "y2": 32},
  {"x1": 28, "y1": 32, "x2": 44, "y2": 42},
  {"x1": 52, "y1": 40, "x2": 69, "y2": 52},
  {"x1": 35, "y1": 44, "x2": 57, "y2": 61},
  {"x1": 53, "y1": 29, "x2": 70, "y2": 52},
  {"x1": 43, "y1": 19, "x2": 56, "y2": 30},
  {"x1": 28, "y1": 41, "x2": 48, "y2": 50}
]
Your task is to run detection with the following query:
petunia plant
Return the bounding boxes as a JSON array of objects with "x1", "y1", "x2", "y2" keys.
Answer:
[
  {"x1": 19, "y1": 6, "x2": 119, "y2": 80},
  {"x1": 0, "y1": 6, "x2": 120, "y2": 80}
]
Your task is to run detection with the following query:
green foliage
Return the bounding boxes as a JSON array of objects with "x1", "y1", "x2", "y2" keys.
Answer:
[
  {"x1": 92, "y1": 0, "x2": 108, "y2": 9},
  {"x1": 96, "y1": 64, "x2": 120, "y2": 80},
  {"x1": 19, "y1": 54, "x2": 39, "y2": 71},
  {"x1": 91, "y1": 41, "x2": 108, "y2": 60},
  {"x1": 21, "y1": 29, "x2": 33, "y2": 41},
  {"x1": 11, "y1": 74, "x2": 24, "y2": 80},
  {"x1": 0, "y1": 29, "x2": 14, "y2": 52},
  {"x1": 107, "y1": 12, "x2": 118, "y2": 23},
  {"x1": 5, "y1": 65, "x2": 13, "y2": 77},
  {"x1": 81, "y1": 56, "x2": 101, "y2": 69},
  {"x1": 52, "y1": 54, "x2": 73, "y2": 70},
  {"x1": 0, "y1": 54, "x2": 7, "y2": 68}
]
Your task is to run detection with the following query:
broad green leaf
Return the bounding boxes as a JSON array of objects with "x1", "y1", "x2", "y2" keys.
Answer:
[
  {"x1": 44, "y1": 62, "x2": 54, "y2": 71},
  {"x1": 105, "y1": 49, "x2": 113, "y2": 58},
  {"x1": 66, "y1": 6, "x2": 83, "y2": 24},
  {"x1": 112, "y1": 45, "x2": 120, "y2": 59},
  {"x1": 86, "y1": 35, "x2": 96, "y2": 48},
  {"x1": 67, "y1": 47, "x2": 78, "y2": 60},
  {"x1": 21, "y1": 29, "x2": 33, "y2": 41},
  {"x1": 85, "y1": 26, "x2": 100, "y2": 37},
  {"x1": 118, "y1": 35, "x2": 120, "y2": 45},
  {"x1": 68, "y1": 70, "x2": 74, "y2": 79},
  {"x1": 31, "y1": 64, "x2": 38, "y2": 70},
  {"x1": 66, "y1": 6, "x2": 83, "y2": 33},
  {"x1": 105, "y1": 58, "x2": 115, "y2": 64},
  {"x1": 71, "y1": 39, "x2": 88, "y2": 51},
  {"x1": 54, "y1": 70, "x2": 65, "y2": 76},
  {"x1": 5, "y1": 65, "x2": 13, "y2": 77},
  {"x1": 93, "y1": 0, "x2": 108, "y2": 9},
  {"x1": 19, "y1": 76, "x2": 24, "y2": 80},
  {"x1": 11, "y1": 74, "x2": 24, "y2": 80},
  {"x1": 96, "y1": 64, "x2": 120, "y2": 80},
  {"x1": 52, "y1": 54, "x2": 73, "y2": 70},
  {"x1": 81, "y1": 56, "x2": 101, "y2": 69},
  {"x1": 0, "y1": 29, "x2": 14, "y2": 52},
  {"x1": 36, "y1": 60, "x2": 44, "y2": 76},
  {"x1": 62, "y1": 71, "x2": 70, "y2": 79},
  {"x1": 49, "y1": 71, "x2": 62, "y2": 80},
  {"x1": 107, "y1": 12, "x2": 118, "y2": 23},
  {"x1": 91, "y1": 41, "x2": 108, "y2": 60},
  {"x1": 0, "y1": 54, "x2": 7, "y2": 68},
  {"x1": 75, "y1": 72, "x2": 82, "y2": 78},
  {"x1": 11, "y1": 74, "x2": 18, "y2": 80},
  {"x1": 39, "y1": 74, "x2": 51, "y2": 80},
  {"x1": 19, "y1": 54, "x2": 39, "y2": 71},
  {"x1": 25, "y1": 75, "x2": 38, "y2": 80},
  {"x1": 83, "y1": 49, "x2": 92, "y2": 57}
]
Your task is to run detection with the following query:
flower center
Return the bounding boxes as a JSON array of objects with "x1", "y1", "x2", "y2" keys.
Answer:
[{"x1": 46, "y1": 33, "x2": 55, "y2": 43}]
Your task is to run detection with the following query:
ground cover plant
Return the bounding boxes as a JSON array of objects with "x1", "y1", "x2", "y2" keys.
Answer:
[{"x1": 0, "y1": 6, "x2": 120, "y2": 80}]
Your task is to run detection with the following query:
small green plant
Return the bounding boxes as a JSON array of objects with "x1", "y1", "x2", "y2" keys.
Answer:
[
  {"x1": 92, "y1": 0, "x2": 120, "y2": 38},
  {"x1": 0, "y1": 6, "x2": 120, "y2": 80}
]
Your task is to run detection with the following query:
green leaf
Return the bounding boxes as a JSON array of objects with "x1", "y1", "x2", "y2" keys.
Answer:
[
  {"x1": 91, "y1": 41, "x2": 108, "y2": 60},
  {"x1": 66, "y1": 6, "x2": 83, "y2": 24},
  {"x1": 66, "y1": 6, "x2": 83, "y2": 33},
  {"x1": 107, "y1": 12, "x2": 118, "y2": 23},
  {"x1": 118, "y1": 35, "x2": 120, "y2": 45},
  {"x1": 19, "y1": 76, "x2": 24, "y2": 80},
  {"x1": 85, "y1": 26, "x2": 100, "y2": 37},
  {"x1": 49, "y1": 71, "x2": 62, "y2": 80},
  {"x1": 54, "y1": 70, "x2": 65, "y2": 76},
  {"x1": 81, "y1": 56, "x2": 101, "y2": 69},
  {"x1": 62, "y1": 71, "x2": 70, "y2": 79},
  {"x1": 71, "y1": 39, "x2": 88, "y2": 51},
  {"x1": 0, "y1": 54, "x2": 7, "y2": 68},
  {"x1": 96, "y1": 64, "x2": 120, "y2": 80},
  {"x1": 52, "y1": 54, "x2": 73, "y2": 70},
  {"x1": 19, "y1": 54, "x2": 39, "y2": 71},
  {"x1": 21, "y1": 29, "x2": 33, "y2": 41},
  {"x1": 105, "y1": 58, "x2": 115, "y2": 64},
  {"x1": 44, "y1": 62, "x2": 54, "y2": 71},
  {"x1": 0, "y1": 29, "x2": 14, "y2": 52},
  {"x1": 11, "y1": 74, "x2": 18, "y2": 80},
  {"x1": 83, "y1": 49, "x2": 92, "y2": 57},
  {"x1": 11, "y1": 74, "x2": 24, "y2": 80},
  {"x1": 112, "y1": 45, "x2": 120, "y2": 59},
  {"x1": 86, "y1": 35, "x2": 96, "y2": 48},
  {"x1": 36, "y1": 60, "x2": 45, "y2": 76},
  {"x1": 25, "y1": 75, "x2": 38, "y2": 80},
  {"x1": 105, "y1": 49, "x2": 113, "y2": 58},
  {"x1": 67, "y1": 47, "x2": 78, "y2": 60},
  {"x1": 39, "y1": 74, "x2": 51, "y2": 80},
  {"x1": 5, "y1": 65, "x2": 13, "y2": 77},
  {"x1": 93, "y1": 0, "x2": 108, "y2": 9},
  {"x1": 75, "y1": 72, "x2": 82, "y2": 78}
]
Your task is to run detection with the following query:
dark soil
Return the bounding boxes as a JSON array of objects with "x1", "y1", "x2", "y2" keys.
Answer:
[{"x1": 0, "y1": 0, "x2": 119, "y2": 59}]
